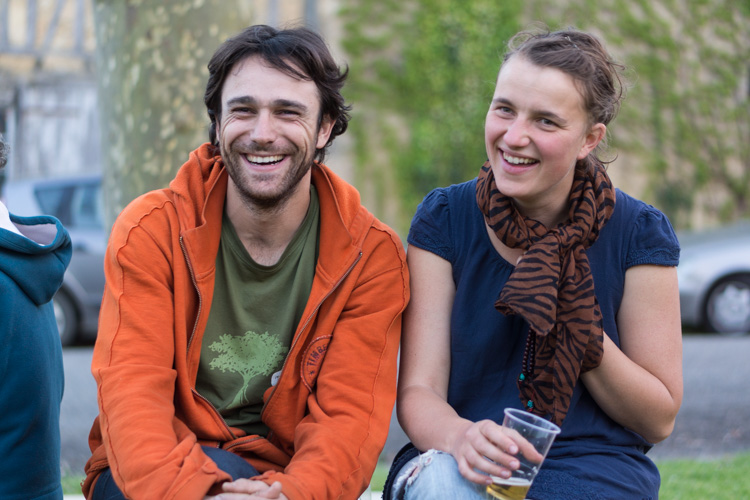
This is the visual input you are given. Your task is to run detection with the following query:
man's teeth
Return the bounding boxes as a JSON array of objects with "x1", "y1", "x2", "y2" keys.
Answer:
[
  {"x1": 503, "y1": 152, "x2": 536, "y2": 165},
  {"x1": 246, "y1": 155, "x2": 284, "y2": 164}
]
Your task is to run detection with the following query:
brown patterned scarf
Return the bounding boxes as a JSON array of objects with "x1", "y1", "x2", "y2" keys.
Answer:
[{"x1": 475, "y1": 160, "x2": 616, "y2": 425}]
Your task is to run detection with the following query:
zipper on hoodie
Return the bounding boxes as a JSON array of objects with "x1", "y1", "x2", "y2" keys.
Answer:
[
  {"x1": 182, "y1": 235, "x2": 203, "y2": 356},
  {"x1": 260, "y1": 250, "x2": 363, "y2": 426},
  {"x1": 181, "y1": 235, "x2": 238, "y2": 441}
]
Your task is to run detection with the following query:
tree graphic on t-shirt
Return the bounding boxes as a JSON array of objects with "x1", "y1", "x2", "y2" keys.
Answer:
[{"x1": 208, "y1": 331, "x2": 288, "y2": 408}]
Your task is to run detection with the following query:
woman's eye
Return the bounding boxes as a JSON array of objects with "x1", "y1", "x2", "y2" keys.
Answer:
[{"x1": 493, "y1": 106, "x2": 514, "y2": 117}]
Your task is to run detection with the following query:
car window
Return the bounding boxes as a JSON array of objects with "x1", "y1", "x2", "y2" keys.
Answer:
[
  {"x1": 35, "y1": 185, "x2": 73, "y2": 226},
  {"x1": 33, "y1": 180, "x2": 103, "y2": 230},
  {"x1": 71, "y1": 183, "x2": 103, "y2": 229}
]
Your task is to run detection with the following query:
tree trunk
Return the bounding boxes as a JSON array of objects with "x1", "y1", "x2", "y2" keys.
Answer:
[{"x1": 92, "y1": 0, "x2": 252, "y2": 228}]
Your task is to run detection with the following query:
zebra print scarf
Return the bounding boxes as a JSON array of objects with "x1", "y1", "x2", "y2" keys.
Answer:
[{"x1": 476, "y1": 160, "x2": 616, "y2": 425}]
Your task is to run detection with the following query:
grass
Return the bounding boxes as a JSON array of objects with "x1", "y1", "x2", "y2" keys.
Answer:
[
  {"x1": 656, "y1": 453, "x2": 750, "y2": 499},
  {"x1": 61, "y1": 452, "x2": 750, "y2": 497},
  {"x1": 61, "y1": 474, "x2": 84, "y2": 494},
  {"x1": 371, "y1": 463, "x2": 390, "y2": 493}
]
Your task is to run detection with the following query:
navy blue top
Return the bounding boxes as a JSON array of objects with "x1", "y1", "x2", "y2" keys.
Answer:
[{"x1": 407, "y1": 179, "x2": 680, "y2": 500}]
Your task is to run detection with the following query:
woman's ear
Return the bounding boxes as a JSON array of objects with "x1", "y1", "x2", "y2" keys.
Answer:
[{"x1": 577, "y1": 123, "x2": 607, "y2": 160}]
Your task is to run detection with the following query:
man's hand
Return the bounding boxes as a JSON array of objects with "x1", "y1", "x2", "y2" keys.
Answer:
[{"x1": 204, "y1": 479, "x2": 288, "y2": 500}]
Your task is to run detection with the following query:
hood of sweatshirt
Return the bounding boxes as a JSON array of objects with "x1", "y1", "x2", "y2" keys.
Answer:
[{"x1": 0, "y1": 209, "x2": 72, "y2": 306}]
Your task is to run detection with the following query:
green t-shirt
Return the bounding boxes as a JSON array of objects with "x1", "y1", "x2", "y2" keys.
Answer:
[{"x1": 195, "y1": 188, "x2": 319, "y2": 436}]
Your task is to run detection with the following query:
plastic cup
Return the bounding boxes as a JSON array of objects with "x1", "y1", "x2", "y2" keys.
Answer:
[{"x1": 486, "y1": 408, "x2": 561, "y2": 500}]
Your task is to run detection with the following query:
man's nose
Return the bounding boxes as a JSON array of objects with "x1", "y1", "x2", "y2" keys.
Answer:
[{"x1": 250, "y1": 111, "x2": 277, "y2": 144}]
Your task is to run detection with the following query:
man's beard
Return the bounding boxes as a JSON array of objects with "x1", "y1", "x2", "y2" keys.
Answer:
[{"x1": 221, "y1": 143, "x2": 315, "y2": 211}]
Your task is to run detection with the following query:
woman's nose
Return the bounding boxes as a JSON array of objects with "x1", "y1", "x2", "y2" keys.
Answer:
[{"x1": 503, "y1": 119, "x2": 531, "y2": 148}]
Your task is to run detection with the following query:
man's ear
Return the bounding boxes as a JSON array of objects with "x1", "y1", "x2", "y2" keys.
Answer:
[
  {"x1": 316, "y1": 115, "x2": 335, "y2": 150},
  {"x1": 214, "y1": 119, "x2": 222, "y2": 146},
  {"x1": 577, "y1": 123, "x2": 606, "y2": 160}
]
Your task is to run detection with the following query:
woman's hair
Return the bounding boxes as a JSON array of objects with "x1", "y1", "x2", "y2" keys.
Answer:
[
  {"x1": 503, "y1": 27, "x2": 627, "y2": 169},
  {"x1": 204, "y1": 24, "x2": 352, "y2": 163}
]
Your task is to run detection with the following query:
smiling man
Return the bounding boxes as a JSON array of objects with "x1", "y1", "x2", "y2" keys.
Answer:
[{"x1": 82, "y1": 25, "x2": 409, "y2": 500}]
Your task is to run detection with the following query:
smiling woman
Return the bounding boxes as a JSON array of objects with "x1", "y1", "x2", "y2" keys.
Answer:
[
  {"x1": 484, "y1": 56, "x2": 606, "y2": 226},
  {"x1": 386, "y1": 26, "x2": 682, "y2": 500}
]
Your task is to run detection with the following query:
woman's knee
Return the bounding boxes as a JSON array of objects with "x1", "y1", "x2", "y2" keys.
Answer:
[{"x1": 393, "y1": 450, "x2": 487, "y2": 500}]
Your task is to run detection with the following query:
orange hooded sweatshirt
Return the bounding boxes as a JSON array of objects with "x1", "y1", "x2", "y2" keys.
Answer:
[{"x1": 82, "y1": 144, "x2": 409, "y2": 500}]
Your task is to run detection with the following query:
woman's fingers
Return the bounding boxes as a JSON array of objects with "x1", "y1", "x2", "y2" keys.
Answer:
[
  {"x1": 499, "y1": 427, "x2": 545, "y2": 464},
  {"x1": 452, "y1": 420, "x2": 527, "y2": 483}
]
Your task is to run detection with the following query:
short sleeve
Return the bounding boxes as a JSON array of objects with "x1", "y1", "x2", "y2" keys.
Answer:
[
  {"x1": 625, "y1": 205, "x2": 680, "y2": 268},
  {"x1": 407, "y1": 187, "x2": 454, "y2": 262}
]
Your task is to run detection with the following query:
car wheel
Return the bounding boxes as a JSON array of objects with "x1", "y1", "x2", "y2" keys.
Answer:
[
  {"x1": 705, "y1": 275, "x2": 750, "y2": 335},
  {"x1": 53, "y1": 291, "x2": 78, "y2": 346}
]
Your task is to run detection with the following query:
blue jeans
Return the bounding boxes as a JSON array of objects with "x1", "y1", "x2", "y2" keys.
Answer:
[
  {"x1": 91, "y1": 446, "x2": 260, "y2": 499},
  {"x1": 389, "y1": 449, "x2": 489, "y2": 500}
]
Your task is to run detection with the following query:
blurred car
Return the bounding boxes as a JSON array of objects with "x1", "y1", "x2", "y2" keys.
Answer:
[
  {"x1": 2, "y1": 174, "x2": 105, "y2": 345},
  {"x1": 677, "y1": 221, "x2": 750, "y2": 335}
]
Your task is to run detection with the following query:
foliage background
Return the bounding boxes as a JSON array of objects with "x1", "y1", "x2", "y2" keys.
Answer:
[
  {"x1": 90, "y1": 0, "x2": 749, "y2": 235},
  {"x1": 340, "y1": 0, "x2": 749, "y2": 235}
]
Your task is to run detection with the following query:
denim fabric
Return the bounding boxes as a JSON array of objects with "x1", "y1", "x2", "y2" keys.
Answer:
[
  {"x1": 91, "y1": 446, "x2": 260, "y2": 499},
  {"x1": 383, "y1": 443, "x2": 419, "y2": 500},
  {"x1": 389, "y1": 449, "x2": 488, "y2": 500}
]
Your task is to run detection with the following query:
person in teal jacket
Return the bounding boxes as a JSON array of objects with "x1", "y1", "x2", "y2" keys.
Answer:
[{"x1": 0, "y1": 136, "x2": 72, "y2": 499}]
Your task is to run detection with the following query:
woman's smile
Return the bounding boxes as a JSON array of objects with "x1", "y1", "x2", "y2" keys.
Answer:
[
  {"x1": 484, "y1": 56, "x2": 604, "y2": 220},
  {"x1": 501, "y1": 150, "x2": 538, "y2": 166}
]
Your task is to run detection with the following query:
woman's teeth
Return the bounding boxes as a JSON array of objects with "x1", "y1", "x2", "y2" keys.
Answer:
[{"x1": 503, "y1": 152, "x2": 536, "y2": 165}]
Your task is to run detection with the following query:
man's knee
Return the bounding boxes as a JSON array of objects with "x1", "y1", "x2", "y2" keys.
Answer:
[{"x1": 200, "y1": 446, "x2": 259, "y2": 481}]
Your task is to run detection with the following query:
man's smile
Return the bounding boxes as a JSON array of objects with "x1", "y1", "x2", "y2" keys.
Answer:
[{"x1": 245, "y1": 154, "x2": 285, "y2": 166}]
